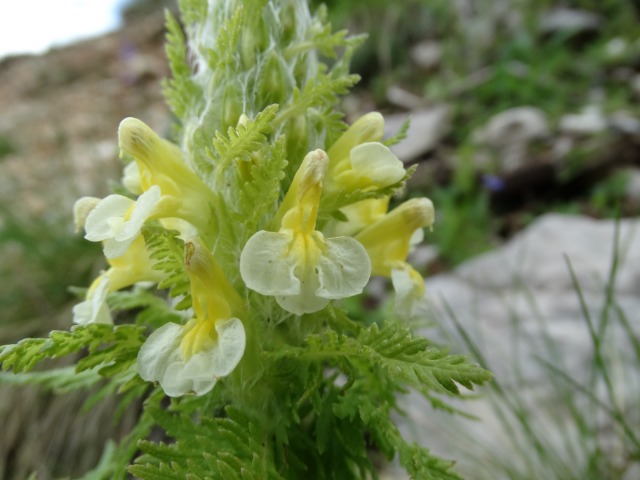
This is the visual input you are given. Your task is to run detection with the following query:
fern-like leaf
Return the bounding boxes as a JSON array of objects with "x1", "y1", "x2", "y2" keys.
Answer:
[
  {"x1": 384, "y1": 116, "x2": 411, "y2": 147},
  {"x1": 275, "y1": 72, "x2": 359, "y2": 125},
  {"x1": 0, "y1": 324, "x2": 145, "y2": 375},
  {"x1": 203, "y1": 6, "x2": 244, "y2": 71},
  {"x1": 0, "y1": 366, "x2": 101, "y2": 392},
  {"x1": 163, "y1": 10, "x2": 202, "y2": 121},
  {"x1": 131, "y1": 405, "x2": 285, "y2": 480},
  {"x1": 211, "y1": 104, "x2": 280, "y2": 184},
  {"x1": 273, "y1": 322, "x2": 492, "y2": 397},
  {"x1": 142, "y1": 225, "x2": 191, "y2": 310},
  {"x1": 235, "y1": 134, "x2": 288, "y2": 234}
]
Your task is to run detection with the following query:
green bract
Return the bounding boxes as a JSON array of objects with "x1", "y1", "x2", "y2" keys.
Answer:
[{"x1": 0, "y1": 0, "x2": 491, "y2": 478}]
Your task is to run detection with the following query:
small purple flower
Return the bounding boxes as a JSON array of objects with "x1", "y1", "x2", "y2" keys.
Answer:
[{"x1": 482, "y1": 174, "x2": 506, "y2": 192}]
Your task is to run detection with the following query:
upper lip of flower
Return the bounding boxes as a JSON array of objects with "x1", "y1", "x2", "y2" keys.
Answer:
[{"x1": 355, "y1": 197, "x2": 435, "y2": 277}]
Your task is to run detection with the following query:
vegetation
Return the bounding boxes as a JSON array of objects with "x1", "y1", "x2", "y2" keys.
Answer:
[{"x1": 0, "y1": 0, "x2": 638, "y2": 478}]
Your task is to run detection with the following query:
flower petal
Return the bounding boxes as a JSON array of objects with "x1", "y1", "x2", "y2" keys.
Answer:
[
  {"x1": 316, "y1": 236, "x2": 371, "y2": 298},
  {"x1": 391, "y1": 265, "x2": 428, "y2": 321},
  {"x1": 275, "y1": 285, "x2": 329, "y2": 315},
  {"x1": 72, "y1": 275, "x2": 112, "y2": 325},
  {"x1": 328, "y1": 112, "x2": 385, "y2": 173},
  {"x1": 73, "y1": 196, "x2": 101, "y2": 233},
  {"x1": 240, "y1": 230, "x2": 300, "y2": 296},
  {"x1": 136, "y1": 322, "x2": 182, "y2": 384},
  {"x1": 86, "y1": 186, "x2": 162, "y2": 259},
  {"x1": 122, "y1": 161, "x2": 143, "y2": 195},
  {"x1": 84, "y1": 195, "x2": 134, "y2": 242},
  {"x1": 210, "y1": 317, "x2": 246, "y2": 376},
  {"x1": 136, "y1": 319, "x2": 246, "y2": 397},
  {"x1": 118, "y1": 185, "x2": 162, "y2": 241},
  {"x1": 349, "y1": 142, "x2": 405, "y2": 187}
]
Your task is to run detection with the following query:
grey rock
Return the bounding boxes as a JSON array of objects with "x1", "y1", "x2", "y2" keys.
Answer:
[
  {"x1": 558, "y1": 105, "x2": 607, "y2": 135},
  {"x1": 540, "y1": 8, "x2": 602, "y2": 35},
  {"x1": 474, "y1": 107, "x2": 549, "y2": 171},
  {"x1": 385, "y1": 106, "x2": 451, "y2": 162},
  {"x1": 385, "y1": 85, "x2": 427, "y2": 110},
  {"x1": 409, "y1": 40, "x2": 442, "y2": 71},
  {"x1": 609, "y1": 111, "x2": 640, "y2": 135},
  {"x1": 623, "y1": 167, "x2": 640, "y2": 201},
  {"x1": 631, "y1": 74, "x2": 640, "y2": 98},
  {"x1": 389, "y1": 214, "x2": 640, "y2": 478},
  {"x1": 408, "y1": 244, "x2": 439, "y2": 271}
]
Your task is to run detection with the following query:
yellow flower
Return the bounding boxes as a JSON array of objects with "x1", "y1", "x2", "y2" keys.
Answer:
[
  {"x1": 323, "y1": 197, "x2": 389, "y2": 237},
  {"x1": 137, "y1": 239, "x2": 245, "y2": 397},
  {"x1": 240, "y1": 150, "x2": 371, "y2": 315},
  {"x1": 355, "y1": 198, "x2": 434, "y2": 320},
  {"x1": 118, "y1": 117, "x2": 218, "y2": 244},
  {"x1": 72, "y1": 235, "x2": 164, "y2": 325},
  {"x1": 355, "y1": 198, "x2": 434, "y2": 277},
  {"x1": 83, "y1": 185, "x2": 163, "y2": 258},
  {"x1": 324, "y1": 112, "x2": 405, "y2": 194}
]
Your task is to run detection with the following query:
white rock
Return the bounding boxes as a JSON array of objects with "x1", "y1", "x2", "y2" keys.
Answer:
[
  {"x1": 540, "y1": 8, "x2": 602, "y2": 35},
  {"x1": 477, "y1": 107, "x2": 549, "y2": 147},
  {"x1": 409, "y1": 40, "x2": 442, "y2": 71},
  {"x1": 623, "y1": 167, "x2": 640, "y2": 201},
  {"x1": 605, "y1": 37, "x2": 627, "y2": 58},
  {"x1": 558, "y1": 105, "x2": 607, "y2": 135},
  {"x1": 385, "y1": 85, "x2": 426, "y2": 110},
  {"x1": 384, "y1": 106, "x2": 451, "y2": 162},
  {"x1": 609, "y1": 111, "x2": 640, "y2": 135},
  {"x1": 394, "y1": 214, "x2": 640, "y2": 478},
  {"x1": 474, "y1": 107, "x2": 549, "y2": 171},
  {"x1": 632, "y1": 74, "x2": 640, "y2": 98}
]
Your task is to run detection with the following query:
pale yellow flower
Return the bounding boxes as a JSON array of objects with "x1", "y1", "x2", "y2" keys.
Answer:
[
  {"x1": 137, "y1": 240, "x2": 245, "y2": 397},
  {"x1": 240, "y1": 150, "x2": 371, "y2": 315},
  {"x1": 118, "y1": 117, "x2": 218, "y2": 243},
  {"x1": 324, "y1": 112, "x2": 405, "y2": 194},
  {"x1": 323, "y1": 197, "x2": 389, "y2": 237},
  {"x1": 355, "y1": 198, "x2": 434, "y2": 277},
  {"x1": 72, "y1": 235, "x2": 164, "y2": 325},
  {"x1": 355, "y1": 197, "x2": 434, "y2": 320}
]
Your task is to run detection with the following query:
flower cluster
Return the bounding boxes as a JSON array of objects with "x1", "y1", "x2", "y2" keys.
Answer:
[{"x1": 73, "y1": 111, "x2": 434, "y2": 397}]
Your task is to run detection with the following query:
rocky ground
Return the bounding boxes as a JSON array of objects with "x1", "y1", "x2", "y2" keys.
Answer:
[
  {"x1": 0, "y1": 13, "x2": 170, "y2": 479},
  {"x1": 0, "y1": 12, "x2": 170, "y2": 220},
  {"x1": 388, "y1": 213, "x2": 640, "y2": 479}
]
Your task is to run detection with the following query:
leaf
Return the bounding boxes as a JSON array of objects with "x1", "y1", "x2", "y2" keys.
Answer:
[
  {"x1": 0, "y1": 324, "x2": 145, "y2": 375},
  {"x1": 163, "y1": 9, "x2": 202, "y2": 121},
  {"x1": 273, "y1": 322, "x2": 492, "y2": 397},
  {"x1": 142, "y1": 225, "x2": 191, "y2": 310},
  {"x1": 132, "y1": 405, "x2": 285, "y2": 480},
  {"x1": 384, "y1": 116, "x2": 411, "y2": 147},
  {"x1": 0, "y1": 366, "x2": 102, "y2": 392},
  {"x1": 204, "y1": 6, "x2": 245, "y2": 71},
  {"x1": 211, "y1": 104, "x2": 280, "y2": 184}
]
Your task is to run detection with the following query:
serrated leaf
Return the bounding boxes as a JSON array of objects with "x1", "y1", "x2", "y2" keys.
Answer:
[{"x1": 211, "y1": 104, "x2": 279, "y2": 184}]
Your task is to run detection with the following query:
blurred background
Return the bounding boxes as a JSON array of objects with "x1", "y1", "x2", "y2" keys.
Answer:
[{"x1": 0, "y1": 0, "x2": 639, "y2": 478}]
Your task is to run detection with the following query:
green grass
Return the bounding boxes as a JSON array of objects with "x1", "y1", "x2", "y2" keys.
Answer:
[{"x1": 0, "y1": 204, "x2": 101, "y2": 339}]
